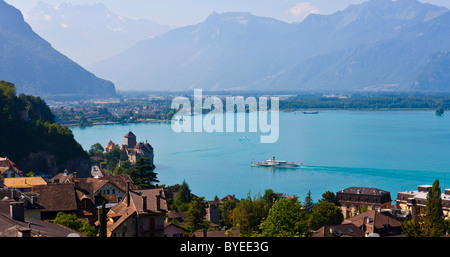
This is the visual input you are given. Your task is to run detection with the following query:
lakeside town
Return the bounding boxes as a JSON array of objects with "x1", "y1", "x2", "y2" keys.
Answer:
[
  {"x1": 48, "y1": 92, "x2": 450, "y2": 127},
  {"x1": 0, "y1": 130, "x2": 448, "y2": 238}
]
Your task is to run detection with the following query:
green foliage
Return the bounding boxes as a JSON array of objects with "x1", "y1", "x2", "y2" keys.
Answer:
[
  {"x1": 99, "y1": 201, "x2": 107, "y2": 238},
  {"x1": 231, "y1": 192, "x2": 273, "y2": 237},
  {"x1": 402, "y1": 217, "x2": 422, "y2": 237},
  {"x1": 124, "y1": 157, "x2": 158, "y2": 189},
  {"x1": 319, "y1": 191, "x2": 340, "y2": 206},
  {"x1": 0, "y1": 81, "x2": 89, "y2": 171},
  {"x1": 53, "y1": 212, "x2": 95, "y2": 237},
  {"x1": 173, "y1": 180, "x2": 193, "y2": 212},
  {"x1": 219, "y1": 199, "x2": 238, "y2": 229},
  {"x1": 303, "y1": 190, "x2": 314, "y2": 214},
  {"x1": 279, "y1": 93, "x2": 450, "y2": 111},
  {"x1": 18, "y1": 94, "x2": 55, "y2": 123},
  {"x1": 259, "y1": 198, "x2": 310, "y2": 237},
  {"x1": 103, "y1": 148, "x2": 127, "y2": 173},
  {"x1": 185, "y1": 197, "x2": 209, "y2": 233},
  {"x1": 25, "y1": 171, "x2": 35, "y2": 177},
  {"x1": 89, "y1": 143, "x2": 104, "y2": 157},
  {"x1": 163, "y1": 184, "x2": 181, "y2": 210},
  {"x1": 422, "y1": 179, "x2": 445, "y2": 237},
  {"x1": 308, "y1": 201, "x2": 344, "y2": 230}
]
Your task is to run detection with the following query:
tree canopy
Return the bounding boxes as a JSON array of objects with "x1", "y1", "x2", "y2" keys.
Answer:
[{"x1": 0, "y1": 81, "x2": 89, "y2": 174}]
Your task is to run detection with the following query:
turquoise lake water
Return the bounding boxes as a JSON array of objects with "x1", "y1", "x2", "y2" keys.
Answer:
[{"x1": 70, "y1": 111, "x2": 450, "y2": 203}]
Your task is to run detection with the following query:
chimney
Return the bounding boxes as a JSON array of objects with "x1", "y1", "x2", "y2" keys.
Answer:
[
  {"x1": 156, "y1": 195, "x2": 161, "y2": 211},
  {"x1": 16, "y1": 226, "x2": 31, "y2": 238},
  {"x1": 126, "y1": 182, "x2": 131, "y2": 207},
  {"x1": 10, "y1": 201, "x2": 25, "y2": 222},
  {"x1": 142, "y1": 195, "x2": 147, "y2": 211}
]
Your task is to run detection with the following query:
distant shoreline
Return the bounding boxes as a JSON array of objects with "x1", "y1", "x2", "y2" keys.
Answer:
[
  {"x1": 65, "y1": 108, "x2": 438, "y2": 128},
  {"x1": 65, "y1": 118, "x2": 171, "y2": 128}
]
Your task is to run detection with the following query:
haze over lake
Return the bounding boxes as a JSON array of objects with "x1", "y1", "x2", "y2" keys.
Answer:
[{"x1": 71, "y1": 111, "x2": 450, "y2": 202}]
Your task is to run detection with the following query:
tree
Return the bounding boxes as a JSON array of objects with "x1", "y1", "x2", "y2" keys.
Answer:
[
  {"x1": 125, "y1": 157, "x2": 159, "y2": 189},
  {"x1": 185, "y1": 197, "x2": 209, "y2": 233},
  {"x1": 303, "y1": 190, "x2": 314, "y2": 214},
  {"x1": 89, "y1": 142, "x2": 104, "y2": 157},
  {"x1": 262, "y1": 188, "x2": 279, "y2": 205},
  {"x1": 308, "y1": 201, "x2": 344, "y2": 230},
  {"x1": 174, "y1": 180, "x2": 193, "y2": 212},
  {"x1": 319, "y1": 191, "x2": 340, "y2": 206},
  {"x1": 99, "y1": 201, "x2": 107, "y2": 238},
  {"x1": 422, "y1": 179, "x2": 445, "y2": 237},
  {"x1": 402, "y1": 217, "x2": 422, "y2": 237},
  {"x1": 104, "y1": 148, "x2": 126, "y2": 173},
  {"x1": 219, "y1": 199, "x2": 238, "y2": 229},
  {"x1": 232, "y1": 192, "x2": 272, "y2": 236},
  {"x1": 53, "y1": 212, "x2": 95, "y2": 237},
  {"x1": 259, "y1": 198, "x2": 310, "y2": 237}
]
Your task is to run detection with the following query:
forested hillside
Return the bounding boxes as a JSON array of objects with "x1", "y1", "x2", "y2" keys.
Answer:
[{"x1": 0, "y1": 80, "x2": 90, "y2": 176}]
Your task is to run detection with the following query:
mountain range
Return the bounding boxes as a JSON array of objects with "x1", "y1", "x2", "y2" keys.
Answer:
[
  {"x1": 0, "y1": 0, "x2": 116, "y2": 99},
  {"x1": 88, "y1": 0, "x2": 450, "y2": 92},
  {"x1": 24, "y1": 1, "x2": 171, "y2": 66}
]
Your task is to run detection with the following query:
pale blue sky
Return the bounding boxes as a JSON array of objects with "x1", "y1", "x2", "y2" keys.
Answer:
[{"x1": 5, "y1": 0, "x2": 450, "y2": 27}]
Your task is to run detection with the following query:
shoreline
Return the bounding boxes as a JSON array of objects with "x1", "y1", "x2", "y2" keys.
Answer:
[
  {"x1": 64, "y1": 108, "x2": 438, "y2": 128},
  {"x1": 64, "y1": 118, "x2": 171, "y2": 128}
]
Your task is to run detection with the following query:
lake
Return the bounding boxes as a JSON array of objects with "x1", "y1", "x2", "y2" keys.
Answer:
[{"x1": 70, "y1": 111, "x2": 450, "y2": 203}]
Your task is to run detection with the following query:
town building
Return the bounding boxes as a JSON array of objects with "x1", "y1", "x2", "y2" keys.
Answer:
[
  {"x1": 32, "y1": 183, "x2": 79, "y2": 221},
  {"x1": 0, "y1": 188, "x2": 43, "y2": 220},
  {"x1": 396, "y1": 185, "x2": 450, "y2": 220},
  {"x1": 0, "y1": 189, "x2": 83, "y2": 237},
  {"x1": 105, "y1": 131, "x2": 154, "y2": 166},
  {"x1": 164, "y1": 222, "x2": 187, "y2": 237},
  {"x1": 105, "y1": 185, "x2": 168, "y2": 237},
  {"x1": 3, "y1": 177, "x2": 47, "y2": 192},
  {"x1": 44, "y1": 171, "x2": 137, "y2": 223},
  {"x1": 313, "y1": 223, "x2": 364, "y2": 237},
  {"x1": 342, "y1": 210, "x2": 403, "y2": 237},
  {"x1": 336, "y1": 187, "x2": 392, "y2": 218},
  {"x1": 0, "y1": 157, "x2": 23, "y2": 178}
]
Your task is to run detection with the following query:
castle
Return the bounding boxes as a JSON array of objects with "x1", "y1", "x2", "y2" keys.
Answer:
[{"x1": 105, "y1": 132, "x2": 154, "y2": 167}]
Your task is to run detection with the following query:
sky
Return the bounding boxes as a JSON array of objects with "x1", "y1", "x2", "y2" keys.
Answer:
[{"x1": 5, "y1": 0, "x2": 450, "y2": 27}]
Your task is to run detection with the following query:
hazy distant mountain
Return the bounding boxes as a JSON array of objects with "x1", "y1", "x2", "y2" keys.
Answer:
[
  {"x1": 90, "y1": 12, "x2": 298, "y2": 91},
  {"x1": 89, "y1": 0, "x2": 450, "y2": 92},
  {"x1": 0, "y1": 0, "x2": 116, "y2": 98},
  {"x1": 25, "y1": 1, "x2": 171, "y2": 66}
]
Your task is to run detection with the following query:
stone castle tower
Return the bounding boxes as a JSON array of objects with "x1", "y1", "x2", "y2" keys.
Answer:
[{"x1": 124, "y1": 131, "x2": 137, "y2": 149}]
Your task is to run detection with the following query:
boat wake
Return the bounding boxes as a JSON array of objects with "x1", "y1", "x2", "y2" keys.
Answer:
[{"x1": 298, "y1": 165, "x2": 444, "y2": 181}]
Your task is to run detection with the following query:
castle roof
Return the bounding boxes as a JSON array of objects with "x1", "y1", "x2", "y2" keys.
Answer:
[
  {"x1": 105, "y1": 140, "x2": 118, "y2": 150},
  {"x1": 125, "y1": 131, "x2": 136, "y2": 138}
]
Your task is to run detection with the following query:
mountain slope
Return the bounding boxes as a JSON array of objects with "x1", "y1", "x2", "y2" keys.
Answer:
[
  {"x1": 90, "y1": 12, "x2": 297, "y2": 91},
  {"x1": 89, "y1": 0, "x2": 450, "y2": 92},
  {"x1": 0, "y1": 0, "x2": 116, "y2": 98},
  {"x1": 25, "y1": 1, "x2": 171, "y2": 66},
  {"x1": 278, "y1": 10, "x2": 450, "y2": 91}
]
